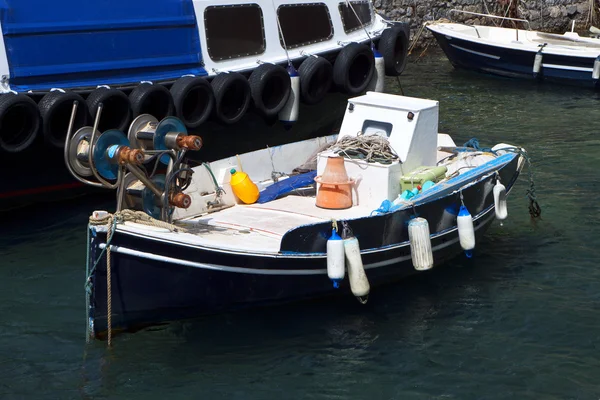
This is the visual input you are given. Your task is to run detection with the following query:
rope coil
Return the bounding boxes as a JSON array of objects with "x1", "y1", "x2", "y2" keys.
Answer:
[{"x1": 334, "y1": 133, "x2": 399, "y2": 164}]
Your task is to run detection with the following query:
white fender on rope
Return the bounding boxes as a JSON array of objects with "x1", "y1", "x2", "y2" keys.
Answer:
[
  {"x1": 367, "y1": 45, "x2": 385, "y2": 93},
  {"x1": 533, "y1": 44, "x2": 546, "y2": 79},
  {"x1": 326, "y1": 227, "x2": 345, "y2": 288},
  {"x1": 493, "y1": 180, "x2": 508, "y2": 220},
  {"x1": 457, "y1": 204, "x2": 475, "y2": 257},
  {"x1": 593, "y1": 55, "x2": 600, "y2": 83},
  {"x1": 343, "y1": 236, "x2": 370, "y2": 300},
  {"x1": 408, "y1": 217, "x2": 433, "y2": 271},
  {"x1": 278, "y1": 64, "x2": 300, "y2": 128}
]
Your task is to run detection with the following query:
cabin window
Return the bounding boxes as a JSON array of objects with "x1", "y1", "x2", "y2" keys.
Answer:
[
  {"x1": 277, "y1": 3, "x2": 333, "y2": 49},
  {"x1": 204, "y1": 4, "x2": 266, "y2": 61},
  {"x1": 339, "y1": 1, "x2": 372, "y2": 33},
  {"x1": 361, "y1": 120, "x2": 392, "y2": 138}
]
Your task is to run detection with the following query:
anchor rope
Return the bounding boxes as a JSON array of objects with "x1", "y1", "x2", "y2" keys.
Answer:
[
  {"x1": 463, "y1": 138, "x2": 541, "y2": 219},
  {"x1": 86, "y1": 210, "x2": 185, "y2": 346},
  {"x1": 333, "y1": 133, "x2": 399, "y2": 164}
]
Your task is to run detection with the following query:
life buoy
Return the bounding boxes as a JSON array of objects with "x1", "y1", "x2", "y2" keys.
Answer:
[
  {"x1": 86, "y1": 87, "x2": 131, "y2": 132},
  {"x1": 378, "y1": 25, "x2": 409, "y2": 76},
  {"x1": 0, "y1": 93, "x2": 40, "y2": 153},
  {"x1": 333, "y1": 42, "x2": 375, "y2": 95},
  {"x1": 170, "y1": 76, "x2": 214, "y2": 129},
  {"x1": 249, "y1": 63, "x2": 291, "y2": 118},
  {"x1": 39, "y1": 90, "x2": 89, "y2": 148},
  {"x1": 129, "y1": 82, "x2": 174, "y2": 120},
  {"x1": 211, "y1": 72, "x2": 251, "y2": 125},
  {"x1": 298, "y1": 56, "x2": 333, "y2": 105}
]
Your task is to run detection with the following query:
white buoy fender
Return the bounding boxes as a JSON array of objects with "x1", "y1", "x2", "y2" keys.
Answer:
[
  {"x1": 278, "y1": 64, "x2": 300, "y2": 128},
  {"x1": 493, "y1": 182, "x2": 508, "y2": 220},
  {"x1": 343, "y1": 237, "x2": 370, "y2": 298},
  {"x1": 457, "y1": 205, "x2": 475, "y2": 255},
  {"x1": 367, "y1": 46, "x2": 385, "y2": 93},
  {"x1": 408, "y1": 217, "x2": 433, "y2": 271},
  {"x1": 327, "y1": 228, "x2": 345, "y2": 288},
  {"x1": 533, "y1": 50, "x2": 543, "y2": 78},
  {"x1": 593, "y1": 55, "x2": 600, "y2": 81}
]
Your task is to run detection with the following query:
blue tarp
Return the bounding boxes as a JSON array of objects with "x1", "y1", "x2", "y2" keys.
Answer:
[
  {"x1": 258, "y1": 171, "x2": 317, "y2": 204},
  {"x1": 1, "y1": 0, "x2": 206, "y2": 91}
]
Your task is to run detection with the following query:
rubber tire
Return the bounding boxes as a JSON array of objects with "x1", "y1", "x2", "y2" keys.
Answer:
[
  {"x1": 129, "y1": 83, "x2": 175, "y2": 120},
  {"x1": 248, "y1": 63, "x2": 291, "y2": 118},
  {"x1": 39, "y1": 90, "x2": 89, "y2": 148},
  {"x1": 0, "y1": 93, "x2": 40, "y2": 153},
  {"x1": 333, "y1": 42, "x2": 375, "y2": 95},
  {"x1": 211, "y1": 72, "x2": 251, "y2": 125},
  {"x1": 170, "y1": 76, "x2": 215, "y2": 129},
  {"x1": 378, "y1": 26, "x2": 409, "y2": 76},
  {"x1": 298, "y1": 56, "x2": 333, "y2": 105},
  {"x1": 86, "y1": 87, "x2": 131, "y2": 132}
]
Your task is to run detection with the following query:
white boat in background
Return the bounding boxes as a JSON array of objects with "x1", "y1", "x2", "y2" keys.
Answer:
[{"x1": 427, "y1": 10, "x2": 600, "y2": 86}]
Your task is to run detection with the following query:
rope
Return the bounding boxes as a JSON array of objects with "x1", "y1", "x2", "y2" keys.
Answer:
[
  {"x1": 463, "y1": 137, "x2": 541, "y2": 219},
  {"x1": 86, "y1": 209, "x2": 185, "y2": 346},
  {"x1": 408, "y1": 18, "x2": 451, "y2": 55},
  {"x1": 334, "y1": 134, "x2": 399, "y2": 164},
  {"x1": 106, "y1": 217, "x2": 113, "y2": 347}
]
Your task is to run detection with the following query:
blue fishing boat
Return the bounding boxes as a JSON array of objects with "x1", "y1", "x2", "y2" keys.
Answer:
[{"x1": 0, "y1": 0, "x2": 409, "y2": 210}]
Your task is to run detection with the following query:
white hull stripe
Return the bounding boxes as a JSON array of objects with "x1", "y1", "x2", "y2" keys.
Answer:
[
  {"x1": 450, "y1": 44, "x2": 500, "y2": 60},
  {"x1": 542, "y1": 63, "x2": 593, "y2": 72},
  {"x1": 98, "y1": 212, "x2": 496, "y2": 276}
]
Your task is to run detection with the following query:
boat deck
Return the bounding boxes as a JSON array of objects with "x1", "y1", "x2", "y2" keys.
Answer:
[{"x1": 120, "y1": 194, "x2": 373, "y2": 254}]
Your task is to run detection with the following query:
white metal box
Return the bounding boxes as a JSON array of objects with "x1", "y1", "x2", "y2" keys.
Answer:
[{"x1": 316, "y1": 150, "x2": 404, "y2": 210}]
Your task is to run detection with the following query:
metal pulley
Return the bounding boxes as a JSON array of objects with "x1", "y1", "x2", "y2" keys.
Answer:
[{"x1": 128, "y1": 114, "x2": 203, "y2": 164}]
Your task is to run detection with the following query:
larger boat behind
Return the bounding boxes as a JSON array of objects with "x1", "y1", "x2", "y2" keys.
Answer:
[{"x1": 0, "y1": 0, "x2": 410, "y2": 210}]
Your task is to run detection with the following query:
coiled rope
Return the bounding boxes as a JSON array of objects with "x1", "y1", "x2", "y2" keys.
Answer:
[
  {"x1": 334, "y1": 133, "x2": 399, "y2": 164},
  {"x1": 87, "y1": 210, "x2": 184, "y2": 347}
]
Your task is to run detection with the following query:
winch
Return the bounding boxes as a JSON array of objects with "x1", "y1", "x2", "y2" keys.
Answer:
[{"x1": 64, "y1": 100, "x2": 203, "y2": 221}]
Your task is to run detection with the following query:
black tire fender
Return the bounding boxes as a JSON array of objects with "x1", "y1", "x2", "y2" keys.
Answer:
[
  {"x1": 298, "y1": 56, "x2": 333, "y2": 105},
  {"x1": 211, "y1": 72, "x2": 251, "y2": 125},
  {"x1": 170, "y1": 76, "x2": 215, "y2": 129},
  {"x1": 248, "y1": 63, "x2": 291, "y2": 118},
  {"x1": 378, "y1": 26, "x2": 409, "y2": 76},
  {"x1": 86, "y1": 87, "x2": 131, "y2": 132},
  {"x1": 0, "y1": 93, "x2": 40, "y2": 153},
  {"x1": 39, "y1": 90, "x2": 89, "y2": 148},
  {"x1": 333, "y1": 42, "x2": 375, "y2": 95},
  {"x1": 129, "y1": 82, "x2": 174, "y2": 120}
]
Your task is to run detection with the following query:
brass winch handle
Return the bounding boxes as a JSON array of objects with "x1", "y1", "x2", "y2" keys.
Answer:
[
  {"x1": 170, "y1": 192, "x2": 192, "y2": 209},
  {"x1": 176, "y1": 135, "x2": 203, "y2": 151},
  {"x1": 118, "y1": 147, "x2": 145, "y2": 165}
]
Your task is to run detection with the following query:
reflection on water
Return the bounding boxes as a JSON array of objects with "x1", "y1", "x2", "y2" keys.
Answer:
[{"x1": 2, "y1": 48, "x2": 600, "y2": 399}]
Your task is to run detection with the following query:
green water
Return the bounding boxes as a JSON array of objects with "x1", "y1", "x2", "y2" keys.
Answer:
[{"x1": 1, "y1": 48, "x2": 600, "y2": 399}]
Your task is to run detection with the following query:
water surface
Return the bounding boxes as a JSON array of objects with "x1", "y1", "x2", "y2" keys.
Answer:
[{"x1": 1, "y1": 49, "x2": 600, "y2": 399}]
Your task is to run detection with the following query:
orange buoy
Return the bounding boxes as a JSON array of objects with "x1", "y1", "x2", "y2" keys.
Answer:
[
  {"x1": 315, "y1": 156, "x2": 354, "y2": 209},
  {"x1": 230, "y1": 168, "x2": 259, "y2": 204}
]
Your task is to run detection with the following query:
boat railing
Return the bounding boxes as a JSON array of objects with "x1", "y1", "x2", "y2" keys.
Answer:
[{"x1": 449, "y1": 9, "x2": 531, "y2": 41}]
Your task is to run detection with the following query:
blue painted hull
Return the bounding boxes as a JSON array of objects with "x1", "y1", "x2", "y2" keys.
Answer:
[
  {"x1": 86, "y1": 153, "x2": 522, "y2": 339},
  {"x1": 429, "y1": 30, "x2": 599, "y2": 86}
]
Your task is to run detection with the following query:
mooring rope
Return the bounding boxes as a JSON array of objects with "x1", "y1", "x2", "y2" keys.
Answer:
[
  {"x1": 463, "y1": 138, "x2": 542, "y2": 219},
  {"x1": 86, "y1": 209, "x2": 184, "y2": 347},
  {"x1": 334, "y1": 133, "x2": 399, "y2": 164}
]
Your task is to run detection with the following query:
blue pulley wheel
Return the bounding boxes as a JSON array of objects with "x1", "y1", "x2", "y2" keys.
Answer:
[
  {"x1": 92, "y1": 129, "x2": 129, "y2": 180},
  {"x1": 154, "y1": 116, "x2": 187, "y2": 164},
  {"x1": 142, "y1": 174, "x2": 165, "y2": 219}
]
